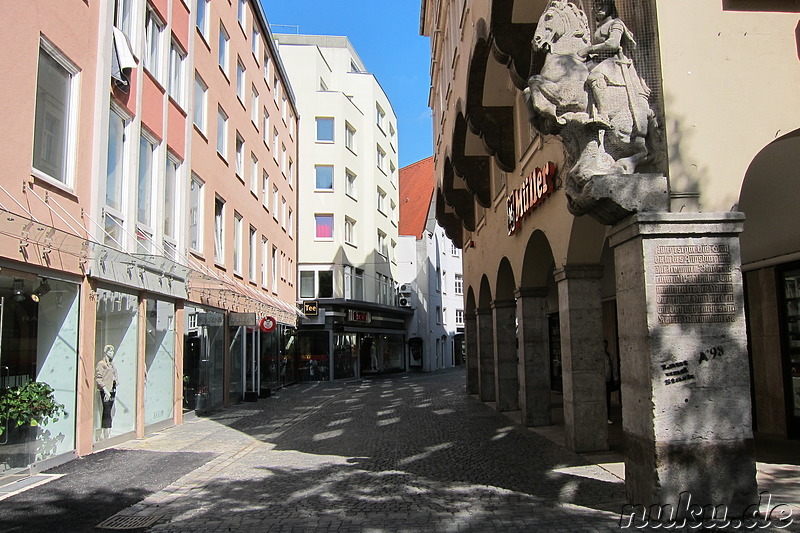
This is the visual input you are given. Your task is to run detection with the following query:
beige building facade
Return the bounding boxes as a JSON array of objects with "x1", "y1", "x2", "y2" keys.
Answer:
[{"x1": 422, "y1": 0, "x2": 800, "y2": 513}]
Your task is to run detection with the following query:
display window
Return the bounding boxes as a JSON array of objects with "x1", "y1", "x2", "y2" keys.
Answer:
[
  {"x1": 144, "y1": 299, "x2": 175, "y2": 426},
  {"x1": 297, "y1": 331, "x2": 329, "y2": 382},
  {"x1": 781, "y1": 267, "x2": 800, "y2": 434},
  {"x1": 0, "y1": 275, "x2": 79, "y2": 470},
  {"x1": 183, "y1": 307, "x2": 224, "y2": 412},
  {"x1": 94, "y1": 288, "x2": 138, "y2": 443},
  {"x1": 259, "y1": 325, "x2": 296, "y2": 392},
  {"x1": 334, "y1": 333, "x2": 358, "y2": 379}
]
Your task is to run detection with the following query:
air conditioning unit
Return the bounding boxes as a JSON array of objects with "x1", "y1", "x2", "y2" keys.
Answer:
[
  {"x1": 399, "y1": 296, "x2": 412, "y2": 308},
  {"x1": 399, "y1": 283, "x2": 415, "y2": 294}
]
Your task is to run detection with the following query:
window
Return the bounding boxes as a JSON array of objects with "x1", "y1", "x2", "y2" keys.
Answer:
[
  {"x1": 273, "y1": 75, "x2": 279, "y2": 103},
  {"x1": 376, "y1": 145, "x2": 386, "y2": 172},
  {"x1": 389, "y1": 122, "x2": 396, "y2": 140},
  {"x1": 455, "y1": 274, "x2": 463, "y2": 295},
  {"x1": 164, "y1": 155, "x2": 180, "y2": 252},
  {"x1": 263, "y1": 53, "x2": 270, "y2": 81},
  {"x1": 319, "y1": 78, "x2": 328, "y2": 91},
  {"x1": 377, "y1": 188, "x2": 386, "y2": 214},
  {"x1": 391, "y1": 240, "x2": 396, "y2": 263},
  {"x1": 189, "y1": 175, "x2": 203, "y2": 252},
  {"x1": 251, "y1": 25, "x2": 260, "y2": 56},
  {"x1": 236, "y1": 58, "x2": 245, "y2": 102},
  {"x1": 261, "y1": 236, "x2": 269, "y2": 287},
  {"x1": 354, "y1": 269, "x2": 364, "y2": 300},
  {"x1": 193, "y1": 73, "x2": 207, "y2": 131},
  {"x1": 196, "y1": 0, "x2": 209, "y2": 40},
  {"x1": 218, "y1": 23, "x2": 229, "y2": 74},
  {"x1": 262, "y1": 108, "x2": 269, "y2": 143},
  {"x1": 345, "y1": 217, "x2": 355, "y2": 245},
  {"x1": 137, "y1": 134, "x2": 157, "y2": 253},
  {"x1": 251, "y1": 85, "x2": 259, "y2": 125},
  {"x1": 442, "y1": 270, "x2": 447, "y2": 293},
  {"x1": 217, "y1": 106, "x2": 228, "y2": 157},
  {"x1": 390, "y1": 161, "x2": 397, "y2": 182},
  {"x1": 271, "y1": 184, "x2": 279, "y2": 219},
  {"x1": 287, "y1": 208, "x2": 293, "y2": 238},
  {"x1": 237, "y1": 0, "x2": 246, "y2": 27},
  {"x1": 456, "y1": 309, "x2": 464, "y2": 325},
  {"x1": 390, "y1": 200, "x2": 397, "y2": 225},
  {"x1": 169, "y1": 39, "x2": 186, "y2": 106},
  {"x1": 249, "y1": 226, "x2": 257, "y2": 281},
  {"x1": 436, "y1": 306, "x2": 442, "y2": 324},
  {"x1": 262, "y1": 170, "x2": 269, "y2": 209},
  {"x1": 105, "y1": 107, "x2": 128, "y2": 247},
  {"x1": 281, "y1": 96, "x2": 288, "y2": 123},
  {"x1": 345, "y1": 123, "x2": 356, "y2": 152},
  {"x1": 315, "y1": 165, "x2": 333, "y2": 190},
  {"x1": 235, "y1": 133, "x2": 244, "y2": 177},
  {"x1": 281, "y1": 144, "x2": 286, "y2": 174},
  {"x1": 288, "y1": 158, "x2": 294, "y2": 187},
  {"x1": 300, "y1": 271, "x2": 314, "y2": 298},
  {"x1": 316, "y1": 117, "x2": 334, "y2": 142},
  {"x1": 451, "y1": 243, "x2": 460, "y2": 256},
  {"x1": 376, "y1": 103, "x2": 385, "y2": 130},
  {"x1": 436, "y1": 267, "x2": 441, "y2": 292},
  {"x1": 272, "y1": 127, "x2": 279, "y2": 158},
  {"x1": 344, "y1": 266, "x2": 352, "y2": 300},
  {"x1": 315, "y1": 214, "x2": 333, "y2": 240},
  {"x1": 33, "y1": 40, "x2": 78, "y2": 185},
  {"x1": 233, "y1": 212, "x2": 243, "y2": 274},
  {"x1": 377, "y1": 230, "x2": 387, "y2": 257},
  {"x1": 114, "y1": 0, "x2": 134, "y2": 39},
  {"x1": 271, "y1": 245, "x2": 278, "y2": 291},
  {"x1": 280, "y1": 197, "x2": 286, "y2": 230},
  {"x1": 250, "y1": 154, "x2": 258, "y2": 194},
  {"x1": 214, "y1": 197, "x2": 225, "y2": 263},
  {"x1": 346, "y1": 170, "x2": 357, "y2": 199},
  {"x1": 144, "y1": 5, "x2": 165, "y2": 82},
  {"x1": 318, "y1": 271, "x2": 333, "y2": 298}
]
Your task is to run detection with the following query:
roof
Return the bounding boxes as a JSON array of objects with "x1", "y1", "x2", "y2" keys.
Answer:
[{"x1": 399, "y1": 156, "x2": 435, "y2": 239}]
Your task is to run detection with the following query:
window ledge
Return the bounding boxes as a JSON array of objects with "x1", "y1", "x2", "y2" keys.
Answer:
[{"x1": 30, "y1": 170, "x2": 77, "y2": 199}]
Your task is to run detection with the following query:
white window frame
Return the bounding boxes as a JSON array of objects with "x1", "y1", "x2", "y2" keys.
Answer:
[
  {"x1": 237, "y1": 0, "x2": 246, "y2": 28},
  {"x1": 214, "y1": 196, "x2": 225, "y2": 264},
  {"x1": 251, "y1": 25, "x2": 260, "y2": 57},
  {"x1": 136, "y1": 132, "x2": 159, "y2": 254},
  {"x1": 196, "y1": 0, "x2": 209, "y2": 41},
  {"x1": 315, "y1": 214, "x2": 334, "y2": 241},
  {"x1": 32, "y1": 38, "x2": 80, "y2": 188},
  {"x1": 261, "y1": 236, "x2": 269, "y2": 287},
  {"x1": 163, "y1": 154, "x2": 181, "y2": 255},
  {"x1": 235, "y1": 132, "x2": 244, "y2": 178},
  {"x1": 189, "y1": 174, "x2": 204, "y2": 253},
  {"x1": 456, "y1": 309, "x2": 464, "y2": 325},
  {"x1": 287, "y1": 207, "x2": 293, "y2": 238},
  {"x1": 104, "y1": 105, "x2": 130, "y2": 248},
  {"x1": 262, "y1": 108, "x2": 269, "y2": 144},
  {"x1": 250, "y1": 153, "x2": 258, "y2": 195},
  {"x1": 315, "y1": 165, "x2": 334, "y2": 191},
  {"x1": 144, "y1": 4, "x2": 165, "y2": 83},
  {"x1": 251, "y1": 85, "x2": 259, "y2": 126},
  {"x1": 271, "y1": 184, "x2": 279, "y2": 220},
  {"x1": 168, "y1": 38, "x2": 186, "y2": 106},
  {"x1": 249, "y1": 225, "x2": 257, "y2": 281},
  {"x1": 218, "y1": 23, "x2": 229, "y2": 75},
  {"x1": 262, "y1": 170, "x2": 270, "y2": 210},
  {"x1": 377, "y1": 188, "x2": 386, "y2": 214},
  {"x1": 345, "y1": 170, "x2": 357, "y2": 200},
  {"x1": 271, "y1": 245, "x2": 278, "y2": 292},
  {"x1": 345, "y1": 217, "x2": 356, "y2": 246},
  {"x1": 376, "y1": 103, "x2": 386, "y2": 131},
  {"x1": 217, "y1": 106, "x2": 228, "y2": 158},
  {"x1": 377, "y1": 230, "x2": 387, "y2": 257},
  {"x1": 114, "y1": 0, "x2": 135, "y2": 40},
  {"x1": 455, "y1": 274, "x2": 463, "y2": 295},
  {"x1": 280, "y1": 197, "x2": 286, "y2": 230},
  {"x1": 193, "y1": 73, "x2": 207, "y2": 132},
  {"x1": 316, "y1": 117, "x2": 334, "y2": 143},
  {"x1": 236, "y1": 58, "x2": 246, "y2": 102},
  {"x1": 376, "y1": 145, "x2": 386, "y2": 173},
  {"x1": 233, "y1": 211, "x2": 243, "y2": 275},
  {"x1": 345, "y1": 122, "x2": 356, "y2": 153}
]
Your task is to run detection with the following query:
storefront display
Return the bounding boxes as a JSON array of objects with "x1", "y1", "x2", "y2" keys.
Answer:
[
  {"x1": 94, "y1": 289, "x2": 138, "y2": 442},
  {"x1": 183, "y1": 307, "x2": 224, "y2": 412},
  {"x1": 297, "y1": 331, "x2": 329, "y2": 382},
  {"x1": 333, "y1": 333, "x2": 358, "y2": 379},
  {"x1": 144, "y1": 299, "x2": 175, "y2": 427},
  {"x1": 782, "y1": 268, "x2": 800, "y2": 426},
  {"x1": 0, "y1": 275, "x2": 80, "y2": 470}
]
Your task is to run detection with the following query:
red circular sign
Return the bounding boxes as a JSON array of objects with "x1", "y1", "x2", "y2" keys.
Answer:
[{"x1": 259, "y1": 316, "x2": 277, "y2": 333}]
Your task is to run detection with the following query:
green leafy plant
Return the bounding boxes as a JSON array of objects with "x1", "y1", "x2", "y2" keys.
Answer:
[{"x1": 0, "y1": 381, "x2": 66, "y2": 436}]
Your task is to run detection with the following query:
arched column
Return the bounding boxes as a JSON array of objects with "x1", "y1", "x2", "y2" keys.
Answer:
[
  {"x1": 492, "y1": 299, "x2": 519, "y2": 412},
  {"x1": 464, "y1": 312, "x2": 479, "y2": 394},
  {"x1": 475, "y1": 308, "x2": 496, "y2": 403},
  {"x1": 515, "y1": 288, "x2": 550, "y2": 426},
  {"x1": 554, "y1": 265, "x2": 608, "y2": 452}
]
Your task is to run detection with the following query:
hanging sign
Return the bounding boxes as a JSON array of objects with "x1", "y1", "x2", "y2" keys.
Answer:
[
  {"x1": 507, "y1": 161, "x2": 557, "y2": 236},
  {"x1": 229, "y1": 312, "x2": 257, "y2": 326},
  {"x1": 303, "y1": 300, "x2": 319, "y2": 316},
  {"x1": 260, "y1": 316, "x2": 277, "y2": 333}
]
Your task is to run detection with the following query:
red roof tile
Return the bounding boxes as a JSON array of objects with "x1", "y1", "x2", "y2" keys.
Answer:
[{"x1": 399, "y1": 156, "x2": 434, "y2": 238}]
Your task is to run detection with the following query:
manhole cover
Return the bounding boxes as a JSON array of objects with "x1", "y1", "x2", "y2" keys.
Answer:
[{"x1": 95, "y1": 513, "x2": 165, "y2": 530}]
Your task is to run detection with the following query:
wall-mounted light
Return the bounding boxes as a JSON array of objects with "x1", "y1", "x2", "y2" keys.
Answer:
[
  {"x1": 31, "y1": 279, "x2": 51, "y2": 303},
  {"x1": 12, "y1": 279, "x2": 26, "y2": 303}
]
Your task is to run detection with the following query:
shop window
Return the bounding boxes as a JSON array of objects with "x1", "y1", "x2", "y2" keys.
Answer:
[{"x1": 144, "y1": 299, "x2": 175, "y2": 426}]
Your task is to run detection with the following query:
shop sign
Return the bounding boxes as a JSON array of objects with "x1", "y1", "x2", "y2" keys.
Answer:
[
  {"x1": 229, "y1": 312, "x2": 257, "y2": 327},
  {"x1": 196, "y1": 312, "x2": 224, "y2": 327},
  {"x1": 303, "y1": 300, "x2": 319, "y2": 316},
  {"x1": 259, "y1": 316, "x2": 277, "y2": 333},
  {"x1": 507, "y1": 161, "x2": 556, "y2": 236},
  {"x1": 348, "y1": 310, "x2": 371, "y2": 323}
]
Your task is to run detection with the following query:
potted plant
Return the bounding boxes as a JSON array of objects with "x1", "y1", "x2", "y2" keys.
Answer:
[{"x1": 0, "y1": 381, "x2": 66, "y2": 467}]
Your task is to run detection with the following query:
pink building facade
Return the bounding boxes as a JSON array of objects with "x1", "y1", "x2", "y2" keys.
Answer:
[{"x1": 0, "y1": 0, "x2": 298, "y2": 479}]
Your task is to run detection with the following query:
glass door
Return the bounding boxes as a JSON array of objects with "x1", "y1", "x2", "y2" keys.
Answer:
[{"x1": 781, "y1": 268, "x2": 800, "y2": 437}]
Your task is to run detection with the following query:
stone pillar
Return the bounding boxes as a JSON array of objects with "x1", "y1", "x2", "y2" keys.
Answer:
[
  {"x1": 464, "y1": 312, "x2": 479, "y2": 395},
  {"x1": 492, "y1": 299, "x2": 519, "y2": 412},
  {"x1": 554, "y1": 265, "x2": 608, "y2": 452},
  {"x1": 609, "y1": 212, "x2": 757, "y2": 517},
  {"x1": 475, "y1": 308, "x2": 496, "y2": 403},
  {"x1": 516, "y1": 288, "x2": 551, "y2": 426}
]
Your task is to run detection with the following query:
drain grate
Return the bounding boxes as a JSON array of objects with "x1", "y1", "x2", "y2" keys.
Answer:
[{"x1": 95, "y1": 513, "x2": 165, "y2": 530}]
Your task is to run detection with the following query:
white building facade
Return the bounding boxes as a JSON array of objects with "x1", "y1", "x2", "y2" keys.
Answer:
[
  {"x1": 274, "y1": 34, "x2": 410, "y2": 380},
  {"x1": 398, "y1": 157, "x2": 464, "y2": 372}
]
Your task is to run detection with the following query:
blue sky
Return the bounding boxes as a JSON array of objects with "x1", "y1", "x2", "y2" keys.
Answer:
[{"x1": 260, "y1": 0, "x2": 433, "y2": 169}]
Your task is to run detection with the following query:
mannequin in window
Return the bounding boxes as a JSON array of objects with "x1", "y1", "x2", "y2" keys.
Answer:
[{"x1": 95, "y1": 344, "x2": 119, "y2": 430}]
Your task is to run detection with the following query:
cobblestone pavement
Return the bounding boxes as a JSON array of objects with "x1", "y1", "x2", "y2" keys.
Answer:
[{"x1": 4, "y1": 367, "x2": 798, "y2": 532}]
